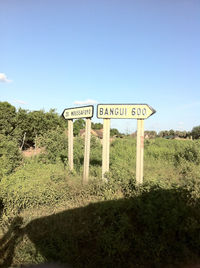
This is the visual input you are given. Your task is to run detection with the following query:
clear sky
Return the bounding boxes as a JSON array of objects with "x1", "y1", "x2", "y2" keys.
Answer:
[{"x1": 1, "y1": 0, "x2": 200, "y2": 133}]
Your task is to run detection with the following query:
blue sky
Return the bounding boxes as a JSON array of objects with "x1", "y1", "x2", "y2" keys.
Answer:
[{"x1": 1, "y1": 0, "x2": 200, "y2": 133}]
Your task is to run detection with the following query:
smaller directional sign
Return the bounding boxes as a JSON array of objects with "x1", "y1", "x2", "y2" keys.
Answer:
[
  {"x1": 97, "y1": 104, "x2": 156, "y2": 119},
  {"x1": 62, "y1": 105, "x2": 94, "y2": 120}
]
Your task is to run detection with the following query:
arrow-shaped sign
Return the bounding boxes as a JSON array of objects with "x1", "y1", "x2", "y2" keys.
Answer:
[
  {"x1": 62, "y1": 105, "x2": 94, "y2": 120},
  {"x1": 97, "y1": 104, "x2": 156, "y2": 119}
]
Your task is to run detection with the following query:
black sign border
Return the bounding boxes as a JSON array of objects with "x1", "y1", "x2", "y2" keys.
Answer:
[
  {"x1": 62, "y1": 105, "x2": 94, "y2": 120},
  {"x1": 96, "y1": 103, "x2": 156, "y2": 119}
]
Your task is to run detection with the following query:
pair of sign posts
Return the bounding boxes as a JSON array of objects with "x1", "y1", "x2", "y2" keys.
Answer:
[
  {"x1": 63, "y1": 106, "x2": 94, "y2": 184},
  {"x1": 62, "y1": 104, "x2": 156, "y2": 184}
]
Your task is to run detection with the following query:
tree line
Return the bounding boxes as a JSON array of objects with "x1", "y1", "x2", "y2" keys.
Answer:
[
  {"x1": 0, "y1": 101, "x2": 66, "y2": 149},
  {"x1": 0, "y1": 101, "x2": 200, "y2": 178},
  {"x1": 157, "y1": 128, "x2": 200, "y2": 139},
  {"x1": 0, "y1": 102, "x2": 123, "y2": 150},
  {"x1": 0, "y1": 101, "x2": 200, "y2": 149}
]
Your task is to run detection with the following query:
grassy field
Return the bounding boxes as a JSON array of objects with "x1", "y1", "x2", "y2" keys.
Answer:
[{"x1": 0, "y1": 137, "x2": 200, "y2": 267}]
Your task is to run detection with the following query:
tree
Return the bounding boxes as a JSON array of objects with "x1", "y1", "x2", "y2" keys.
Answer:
[
  {"x1": 23, "y1": 109, "x2": 66, "y2": 148},
  {"x1": 73, "y1": 119, "x2": 85, "y2": 136},
  {"x1": 91, "y1": 122, "x2": 103, "y2": 130},
  {"x1": 13, "y1": 108, "x2": 30, "y2": 148},
  {"x1": 158, "y1": 130, "x2": 169, "y2": 138},
  {"x1": 110, "y1": 128, "x2": 120, "y2": 137},
  {"x1": 0, "y1": 102, "x2": 17, "y2": 136},
  {"x1": 0, "y1": 134, "x2": 22, "y2": 178},
  {"x1": 169, "y1": 129, "x2": 175, "y2": 136},
  {"x1": 191, "y1": 125, "x2": 200, "y2": 139},
  {"x1": 144, "y1": 131, "x2": 157, "y2": 139},
  {"x1": 37, "y1": 128, "x2": 68, "y2": 163}
]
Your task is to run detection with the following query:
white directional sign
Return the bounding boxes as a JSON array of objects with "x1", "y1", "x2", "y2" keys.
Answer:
[
  {"x1": 97, "y1": 103, "x2": 156, "y2": 184},
  {"x1": 62, "y1": 105, "x2": 94, "y2": 183},
  {"x1": 62, "y1": 105, "x2": 94, "y2": 120},
  {"x1": 97, "y1": 104, "x2": 156, "y2": 119}
]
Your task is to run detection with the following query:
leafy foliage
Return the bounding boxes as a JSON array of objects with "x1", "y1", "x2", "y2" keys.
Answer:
[
  {"x1": 0, "y1": 102, "x2": 66, "y2": 149},
  {"x1": 0, "y1": 102, "x2": 16, "y2": 136},
  {"x1": 36, "y1": 128, "x2": 68, "y2": 164},
  {"x1": 110, "y1": 128, "x2": 120, "y2": 137},
  {"x1": 191, "y1": 125, "x2": 200, "y2": 139},
  {"x1": 0, "y1": 162, "x2": 70, "y2": 213},
  {"x1": 25, "y1": 109, "x2": 66, "y2": 148},
  {"x1": 0, "y1": 134, "x2": 22, "y2": 179},
  {"x1": 91, "y1": 122, "x2": 103, "y2": 130},
  {"x1": 73, "y1": 118, "x2": 85, "y2": 136},
  {"x1": 158, "y1": 129, "x2": 189, "y2": 138}
]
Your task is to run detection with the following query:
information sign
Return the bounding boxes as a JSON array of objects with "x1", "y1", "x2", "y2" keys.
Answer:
[
  {"x1": 97, "y1": 104, "x2": 155, "y2": 119},
  {"x1": 98, "y1": 103, "x2": 156, "y2": 184},
  {"x1": 62, "y1": 105, "x2": 94, "y2": 183},
  {"x1": 63, "y1": 105, "x2": 94, "y2": 120}
]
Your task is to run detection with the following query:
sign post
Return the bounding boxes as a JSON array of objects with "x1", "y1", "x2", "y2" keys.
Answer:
[
  {"x1": 83, "y1": 118, "x2": 92, "y2": 184},
  {"x1": 97, "y1": 104, "x2": 156, "y2": 184},
  {"x1": 136, "y1": 119, "x2": 144, "y2": 184},
  {"x1": 68, "y1": 119, "x2": 74, "y2": 170},
  {"x1": 62, "y1": 105, "x2": 94, "y2": 182}
]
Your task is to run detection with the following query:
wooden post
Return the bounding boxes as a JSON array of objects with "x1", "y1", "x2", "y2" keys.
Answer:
[
  {"x1": 83, "y1": 118, "x2": 91, "y2": 184},
  {"x1": 136, "y1": 119, "x2": 144, "y2": 184},
  {"x1": 102, "y1": 119, "x2": 110, "y2": 180},
  {"x1": 68, "y1": 119, "x2": 73, "y2": 170}
]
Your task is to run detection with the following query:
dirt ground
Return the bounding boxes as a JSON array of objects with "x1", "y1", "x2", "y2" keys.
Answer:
[{"x1": 22, "y1": 147, "x2": 43, "y2": 157}]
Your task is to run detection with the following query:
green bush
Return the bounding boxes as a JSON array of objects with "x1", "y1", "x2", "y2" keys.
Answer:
[
  {"x1": 145, "y1": 138, "x2": 176, "y2": 163},
  {"x1": 0, "y1": 102, "x2": 16, "y2": 136},
  {"x1": 0, "y1": 134, "x2": 22, "y2": 178},
  {"x1": 174, "y1": 141, "x2": 200, "y2": 165},
  {"x1": 0, "y1": 162, "x2": 70, "y2": 214},
  {"x1": 73, "y1": 136, "x2": 84, "y2": 171},
  {"x1": 37, "y1": 128, "x2": 68, "y2": 164},
  {"x1": 109, "y1": 138, "x2": 136, "y2": 183}
]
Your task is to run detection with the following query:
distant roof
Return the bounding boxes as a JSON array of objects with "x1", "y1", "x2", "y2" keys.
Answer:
[
  {"x1": 80, "y1": 129, "x2": 85, "y2": 136},
  {"x1": 94, "y1": 129, "x2": 103, "y2": 139}
]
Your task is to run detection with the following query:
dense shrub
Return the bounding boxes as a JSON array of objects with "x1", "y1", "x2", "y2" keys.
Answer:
[
  {"x1": 0, "y1": 102, "x2": 16, "y2": 136},
  {"x1": 174, "y1": 141, "x2": 200, "y2": 165},
  {"x1": 0, "y1": 162, "x2": 70, "y2": 214},
  {"x1": 191, "y1": 125, "x2": 200, "y2": 139},
  {"x1": 73, "y1": 136, "x2": 84, "y2": 171},
  {"x1": 109, "y1": 138, "x2": 136, "y2": 182},
  {"x1": 0, "y1": 134, "x2": 22, "y2": 179},
  {"x1": 37, "y1": 128, "x2": 68, "y2": 164},
  {"x1": 0, "y1": 101, "x2": 66, "y2": 148},
  {"x1": 145, "y1": 138, "x2": 176, "y2": 162}
]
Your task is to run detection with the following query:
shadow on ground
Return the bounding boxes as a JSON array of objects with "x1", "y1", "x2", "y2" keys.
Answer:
[{"x1": 0, "y1": 187, "x2": 200, "y2": 268}]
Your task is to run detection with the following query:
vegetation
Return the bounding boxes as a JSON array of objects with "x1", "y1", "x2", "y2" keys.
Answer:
[
  {"x1": 73, "y1": 118, "x2": 85, "y2": 136},
  {"x1": 158, "y1": 129, "x2": 190, "y2": 139},
  {"x1": 0, "y1": 102, "x2": 200, "y2": 267},
  {"x1": 0, "y1": 101, "x2": 66, "y2": 149},
  {"x1": 0, "y1": 134, "x2": 22, "y2": 178},
  {"x1": 92, "y1": 122, "x2": 103, "y2": 130},
  {"x1": 191, "y1": 125, "x2": 200, "y2": 139}
]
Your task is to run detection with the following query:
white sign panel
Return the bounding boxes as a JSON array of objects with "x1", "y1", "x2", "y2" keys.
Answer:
[
  {"x1": 62, "y1": 105, "x2": 94, "y2": 120},
  {"x1": 97, "y1": 104, "x2": 156, "y2": 119}
]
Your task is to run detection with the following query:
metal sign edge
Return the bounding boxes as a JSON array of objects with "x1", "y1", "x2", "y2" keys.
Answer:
[
  {"x1": 96, "y1": 103, "x2": 156, "y2": 119},
  {"x1": 62, "y1": 105, "x2": 94, "y2": 119}
]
